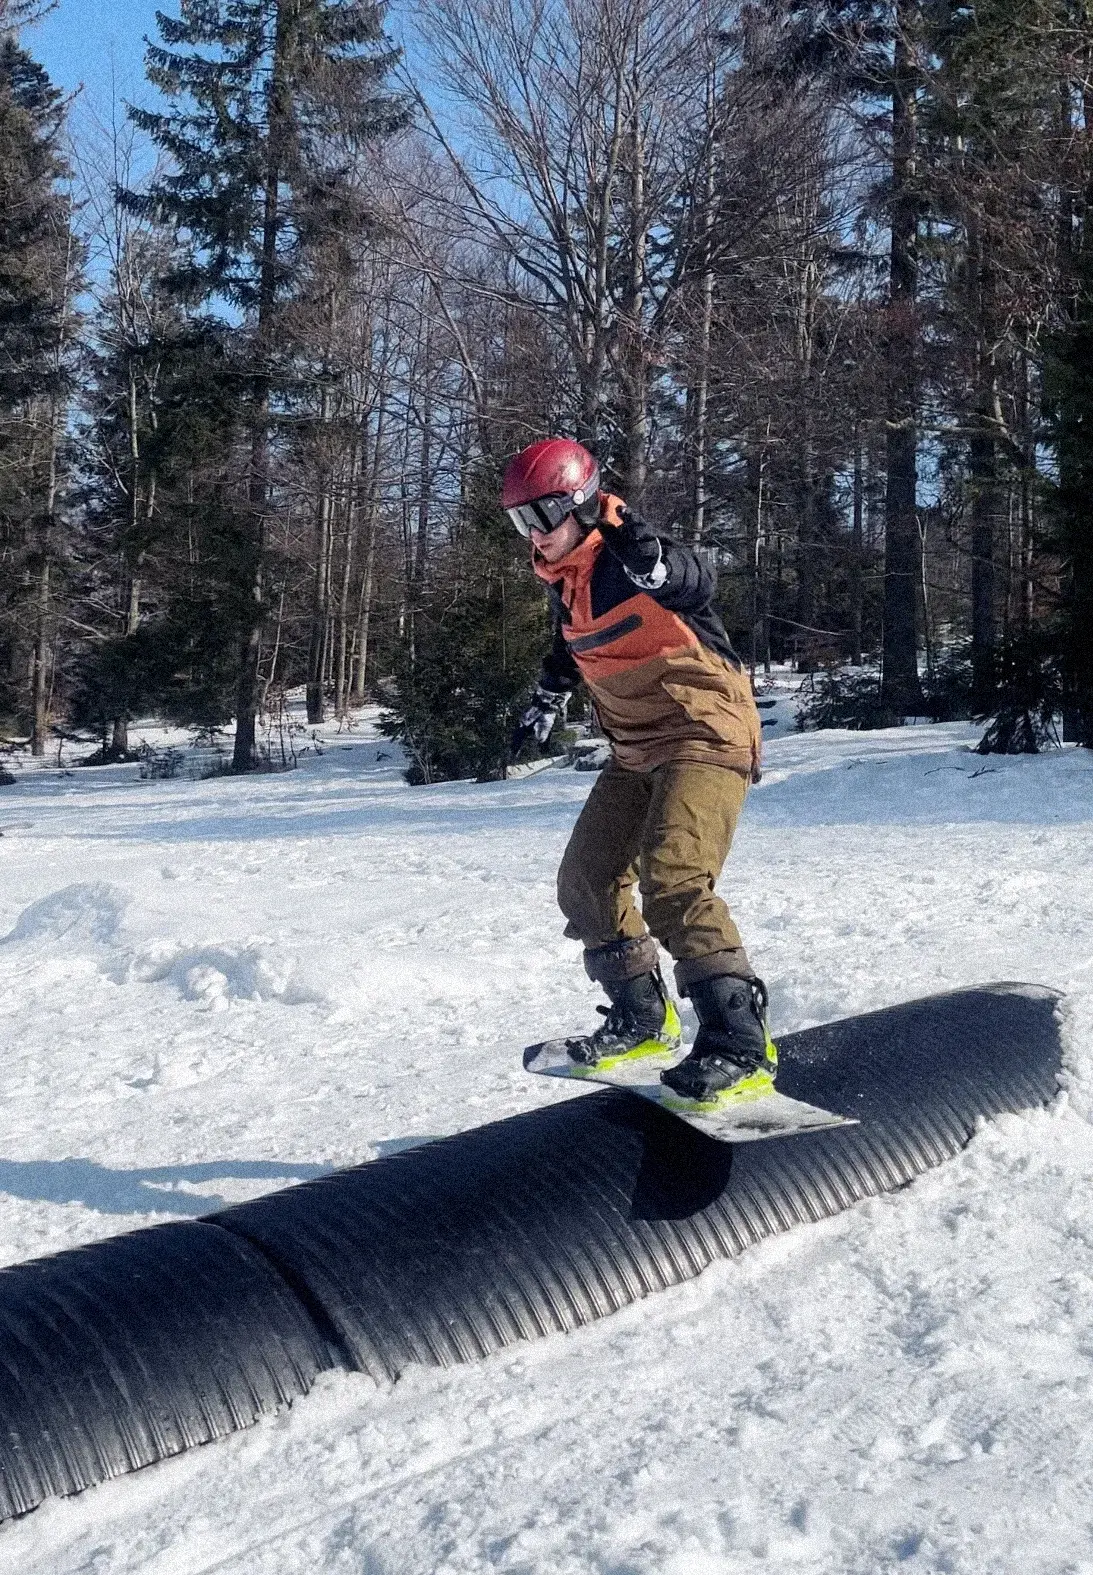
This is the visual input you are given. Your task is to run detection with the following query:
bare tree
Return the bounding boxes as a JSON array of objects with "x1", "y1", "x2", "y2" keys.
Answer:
[{"x1": 407, "y1": 0, "x2": 721, "y2": 488}]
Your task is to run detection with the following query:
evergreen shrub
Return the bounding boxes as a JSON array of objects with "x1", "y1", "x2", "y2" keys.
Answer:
[
  {"x1": 378, "y1": 491, "x2": 549, "y2": 784},
  {"x1": 795, "y1": 667, "x2": 901, "y2": 731},
  {"x1": 975, "y1": 635, "x2": 1064, "y2": 755}
]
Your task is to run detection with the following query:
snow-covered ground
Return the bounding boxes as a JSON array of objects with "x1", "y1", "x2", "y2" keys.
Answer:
[{"x1": 1, "y1": 699, "x2": 1092, "y2": 1574}]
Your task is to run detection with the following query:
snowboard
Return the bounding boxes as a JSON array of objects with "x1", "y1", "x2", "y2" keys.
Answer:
[{"x1": 523, "y1": 1038, "x2": 856, "y2": 1144}]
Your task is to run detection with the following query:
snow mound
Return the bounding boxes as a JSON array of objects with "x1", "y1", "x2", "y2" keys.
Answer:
[
  {"x1": 122, "y1": 941, "x2": 326, "y2": 1011},
  {"x1": 3, "y1": 882, "x2": 128, "y2": 947}
]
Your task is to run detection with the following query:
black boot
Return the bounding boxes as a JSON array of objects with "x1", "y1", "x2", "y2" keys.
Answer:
[
  {"x1": 563, "y1": 970, "x2": 682, "y2": 1068},
  {"x1": 660, "y1": 975, "x2": 775, "y2": 1102}
]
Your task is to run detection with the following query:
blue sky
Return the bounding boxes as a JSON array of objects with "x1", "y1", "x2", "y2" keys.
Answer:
[
  {"x1": 30, "y1": 0, "x2": 164, "y2": 114},
  {"x1": 28, "y1": 0, "x2": 424, "y2": 121}
]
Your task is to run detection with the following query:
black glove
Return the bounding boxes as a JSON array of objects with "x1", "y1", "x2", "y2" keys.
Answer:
[
  {"x1": 510, "y1": 685, "x2": 569, "y2": 755},
  {"x1": 597, "y1": 492, "x2": 664, "y2": 583}
]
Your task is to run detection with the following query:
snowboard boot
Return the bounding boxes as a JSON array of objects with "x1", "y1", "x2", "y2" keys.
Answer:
[
  {"x1": 562, "y1": 969, "x2": 682, "y2": 1071},
  {"x1": 660, "y1": 974, "x2": 777, "y2": 1107}
]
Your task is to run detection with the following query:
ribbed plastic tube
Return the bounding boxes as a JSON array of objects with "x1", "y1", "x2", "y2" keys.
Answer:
[
  {"x1": 0, "y1": 984, "x2": 1063, "y2": 1521},
  {"x1": 0, "y1": 1223, "x2": 335, "y2": 1519}
]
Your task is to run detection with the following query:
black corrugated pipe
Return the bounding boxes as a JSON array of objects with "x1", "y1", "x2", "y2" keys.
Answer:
[{"x1": 0, "y1": 985, "x2": 1063, "y2": 1522}]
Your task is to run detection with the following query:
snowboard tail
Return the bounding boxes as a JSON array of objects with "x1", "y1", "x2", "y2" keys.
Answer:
[{"x1": 523, "y1": 1038, "x2": 855, "y2": 1143}]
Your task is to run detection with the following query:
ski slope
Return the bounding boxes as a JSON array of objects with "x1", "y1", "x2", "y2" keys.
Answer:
[{"x1": 0, "y1": 704, "x2": 1091, "y2": 1574}]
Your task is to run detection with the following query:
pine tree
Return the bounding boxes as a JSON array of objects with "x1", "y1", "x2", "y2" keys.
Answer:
[
  {"x1": 1048, "y1": 247, "x2": 1093, "y2": 748},
  {"x1": 75, "y1": 294, "x2": 244, "y2": 749},
  {"x1": 925, "y1": 0, "x2": 1062, "y2": 718},
  {"x1": 0, "y1": 32, "x2": 80, "y2": 748},
  {"x1": 125, "y1": 0, "x2": 406, "y2": 768},
  {"x1": 76, "y1": 218, "x2": 187, "y2": 758},
  {"x1": 379, "y1": 463, "x2": 550, "y2": 784}
]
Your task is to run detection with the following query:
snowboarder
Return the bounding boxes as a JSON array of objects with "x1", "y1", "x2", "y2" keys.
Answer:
[{"x1": 504, "y1": 436, "x2": 775, "y2": 1106}]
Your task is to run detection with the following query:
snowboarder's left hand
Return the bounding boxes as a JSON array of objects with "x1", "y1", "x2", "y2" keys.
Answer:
[
  {"x1": 597, "y1": 493, "x2": 665, "y2": 586},
  {"x1": 511, "y1": 685, "x2": 569, "y2": 756}
]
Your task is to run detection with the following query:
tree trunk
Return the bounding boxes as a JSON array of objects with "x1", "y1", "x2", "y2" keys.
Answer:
[
  {"x1": 792, "y1": 245, "x2": 819, "y2": 671},
  {"x1": 621, "y1": 112, "x2": 648, "y2": 505},
  {"x1": 574, "y1": 69, "x2": 624, "y2": 453},
  {"x1": 851, "y1": 420, "x2": 864, "y2": 665},
  {"x1": 881, "y1": 9, "x2": 926, "y2": 716},
  {"x1": 234, "y1": 417, "x2": 269, "y2": 771},
  {"x1": 969, "y1": 432, "x2": 996, "y2": 708},
  {"x1": 306, "y1": 378, "x2": 335, "y2": 725},
  {"x1": 334, "y1": 433, "x2": 362, "y2": 719},
  {"x1": 1017, "y1": 336, "x2": 1034, "y2": 631},
  {"x1": 30, "y1": 555, "x2": 50, "y2": 756},
  {"x1": 744, "y1": 436, "x2": 765, "y2": 678},
  {"x1": 688, "y1": 71, "x2": 716, "y2": 548},
  {"x1": 30, "y1": 208, "x2": 77, "y2": 756},
  {"x1": 233, "y1": 0, "x2": 292, "y2": 771},
  {"x1": 260, "y1": 583, "x2": 286, "y2": 714},
  {"x1": 414, "y1": 358, "x2": 431, "y2": 593},
  {"x1": 108, "y1": 360, "x2": 144, "y2": 756},
  {"x1": 795, "y1": 426, "x2": 820, "y2": 671},
  {"x1": 351, "y1": 510, "x2": 378, "y2": 704},
  {"x1": 350, "y1": 388, "x2": 387, "y2": 703},
  {"x1": 967, "y1": 207, "x2": 997, "y2": 711}
]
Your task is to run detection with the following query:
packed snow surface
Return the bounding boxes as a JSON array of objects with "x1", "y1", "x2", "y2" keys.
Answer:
[{"x1": 0, "y1": 702, "x2": 1092, "y2": 1574}]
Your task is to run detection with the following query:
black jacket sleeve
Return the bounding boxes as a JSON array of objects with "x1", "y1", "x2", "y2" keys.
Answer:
[
  {"x1": 639, "y1": 537, "x2": 742, "y2": 669},
  {"x1": 538, "y1": 590, "x2": 581, "y2": 695},
  {"x1": 645, "y1": 539, "x2": 716, "y2": 613},
  {"x1": 601, "y1": 506, "x2": 717, "y2": 615}
]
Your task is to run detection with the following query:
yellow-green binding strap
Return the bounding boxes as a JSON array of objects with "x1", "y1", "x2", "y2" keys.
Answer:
[
  {"x1": 662, "y1": 1063, "x2": 776, "y2": 1113},
  {"x1": 576, "y1": 999, "x2": 682, "y2": 1074},
  {"x1": 662, "y1": 1032, "x2": 779, "y2": 1113}
]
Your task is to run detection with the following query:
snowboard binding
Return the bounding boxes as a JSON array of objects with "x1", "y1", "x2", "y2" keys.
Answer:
[
  {"x1": 660, "y1": 976, "x2": 777, "y2": 1107},
  {"x1": 559, "y1": 968, "x2": 682, "y2": 1072}
]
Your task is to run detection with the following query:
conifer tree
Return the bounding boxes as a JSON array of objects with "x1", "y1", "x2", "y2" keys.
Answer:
[
  {"x1": 926, "y1": 0, "x2": 1061, "y2": 717},
  {"x1": 378, "y1": 460, "x2": 551, "y2": 784},
  {"x1": 76, "y1": 213, "x2": 185, "y2": 758},
  {"x1": 1048, "y1": 248, "x2": 1093, "y2": 748},
  {"x1": 125, "y1": 0, "x2": 406, "y2": 767},
  {"x1": 0, "y1": 30, "x2": 80, "y2": 747},
  {"x1": 75, "y1": 260, "x2": 244, "y2": 749}
]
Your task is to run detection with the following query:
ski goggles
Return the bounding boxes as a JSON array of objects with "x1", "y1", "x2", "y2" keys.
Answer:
[{"x1": 505, "y1": 478, "x2": 600, "y2": 539}]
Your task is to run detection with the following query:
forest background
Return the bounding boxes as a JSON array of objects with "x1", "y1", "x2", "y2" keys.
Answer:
[{"x1": 2, "y1": 0, "x2": 1092, "y2": 784}]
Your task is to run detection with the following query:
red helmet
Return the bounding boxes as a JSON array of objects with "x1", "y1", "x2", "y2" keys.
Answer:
[{"x1": 501, "y1": 438, "x2": 601, "y2": 537}]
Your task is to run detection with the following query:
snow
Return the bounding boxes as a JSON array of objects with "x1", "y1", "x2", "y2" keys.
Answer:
[{"x1": 1, "y1": 695, "x2": 1092, "y2": 1573}]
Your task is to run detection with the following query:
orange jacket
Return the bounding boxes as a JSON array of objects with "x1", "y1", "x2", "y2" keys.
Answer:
[{"x1": 533, "y1": 527, "x2": 762, "y2": 778}]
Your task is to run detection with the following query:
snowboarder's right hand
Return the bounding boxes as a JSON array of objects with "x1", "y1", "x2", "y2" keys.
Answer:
[
  {"x1": 596, "y1": 493, "x2": 665, "y2": 585},
  {"x1": 511, "y1": 686, "x2": 568, "y2": 755}
]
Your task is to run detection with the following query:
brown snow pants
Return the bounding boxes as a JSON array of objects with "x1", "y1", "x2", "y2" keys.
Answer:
[{"x1": 556, "y1": 758, "x2": 753, "y2": 995}]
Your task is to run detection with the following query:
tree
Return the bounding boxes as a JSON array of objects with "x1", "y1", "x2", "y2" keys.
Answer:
[
  {"x1": 1048, "y1": 245, "x2": 1093, "y2": 747},
  {"x1": 784, "y1": 0, "x2": 928, "y2": 708},
  {"x1": 0, "y1": 31, "x2": 80, "y2": 750},
  {"x1": 878, "y1": 0, "x2": 927, "y2": 714},
  {"x1": 76, "y1": 123, "x2": 187, "y2": 757},
  {"x1": 411, "y1": 0, "x2": 720, "y2": 494},
  {"x1": 926, "y1": 0, "x2": 1063, "y2": 714},
  {"x1": 125, "y1": 0, "x2": 406, "y2": 767},
  {"x1": 378, "y1": 462, "x2": 549, "y2": 782}
]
